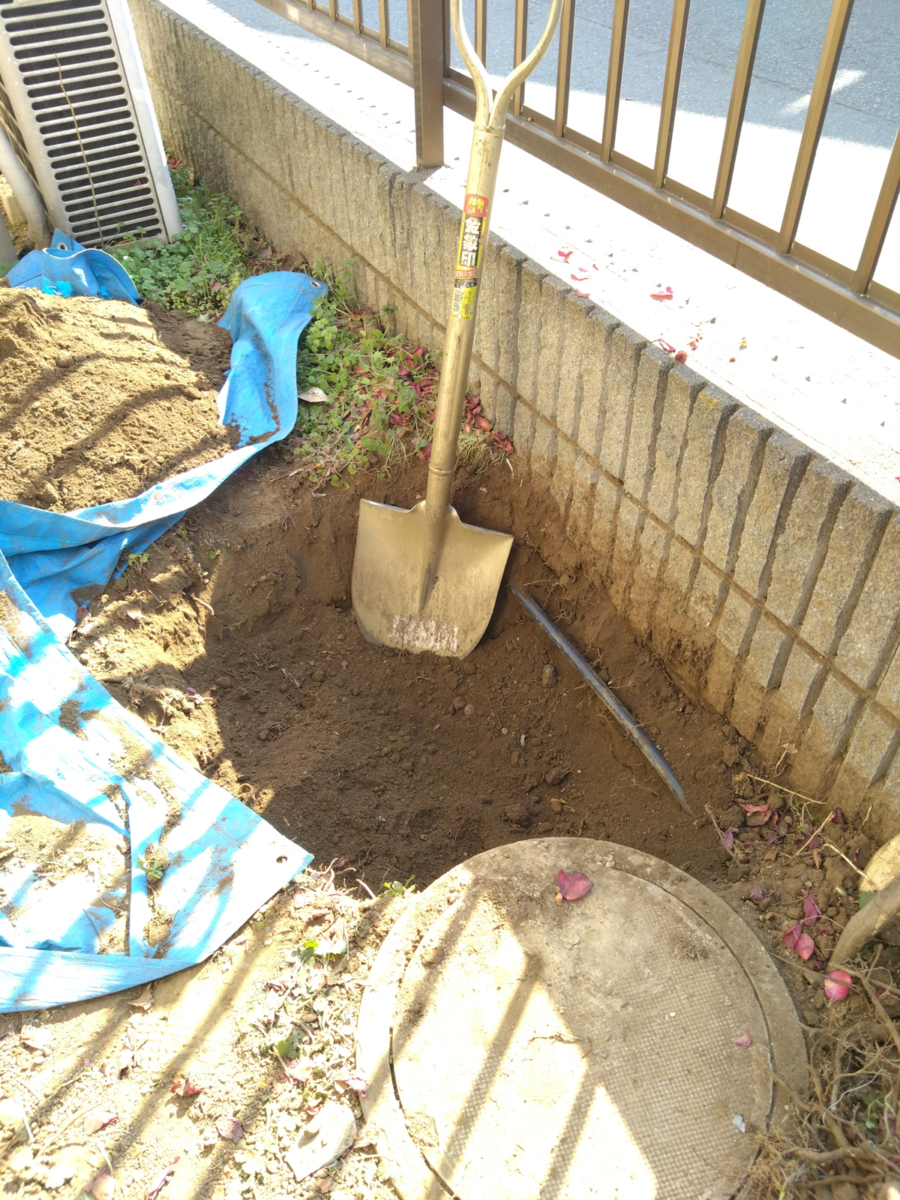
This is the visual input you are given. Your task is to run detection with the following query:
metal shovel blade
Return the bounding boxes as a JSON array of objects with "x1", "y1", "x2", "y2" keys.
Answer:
[{"x1": 352, "y1": 498, "x2": 512, "y2": 657}]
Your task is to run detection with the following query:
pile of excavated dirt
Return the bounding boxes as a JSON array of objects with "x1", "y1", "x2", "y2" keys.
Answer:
[{"x1": 0, "y1": 289, "x2": 234, "y2": 512}]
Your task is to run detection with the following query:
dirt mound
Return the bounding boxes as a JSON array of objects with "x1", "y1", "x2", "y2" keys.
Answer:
[{"x1": 0, "y1": 289, "x2": 234, "y2": 512}]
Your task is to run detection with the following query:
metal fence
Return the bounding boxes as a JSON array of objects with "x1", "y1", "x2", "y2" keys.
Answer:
[{"x1": 254, "y1": 0, "x2": 900, "y2": 359}]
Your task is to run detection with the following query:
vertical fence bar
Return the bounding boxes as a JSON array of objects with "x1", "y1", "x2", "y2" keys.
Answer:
[
  {"x1": 601, "y1": 0, "x2": 629, "y2": 162},
  {"x1": 553, "y1": 0, "x2": 576, "y2": 138},
  {"x1": 474, "y1": 0, "x2": 487, "y2": 65},
  {"x1": 351, "y1": 0, "x2": 361, "y2": 34},
  {"x1": 652, "y1": 0, "x2": 689, "y2": 188},
  {"x1": 711, "y1": 0, "x2": 765, "y2": 219},
  {"x1": 512, "y1": 0, "x2": 529, "y2": 116},
  {"x1": 409, "y1": 0, "x2": 445, "y2": 167},
  {"x1": 378, "y1": 0, "x2": 389, "y2": 45},
  {"x1": 852, "y1": 124, "x2": 900, "y2": 294},
  {"x1": 777, "y1": 0, "x2": 854, "y2": 254},
  {"x1": 328, "y1": 0, "x2": 337, "y2": 22}
]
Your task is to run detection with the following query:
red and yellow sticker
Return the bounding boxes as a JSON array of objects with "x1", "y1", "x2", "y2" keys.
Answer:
[{"x1": 451, "y1": 193, "x2": 489, "y2": 320}]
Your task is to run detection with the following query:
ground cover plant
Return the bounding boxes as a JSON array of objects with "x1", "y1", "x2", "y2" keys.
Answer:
[{"x1": 109, "y1": 166, "x2": 512, "y2": 485}]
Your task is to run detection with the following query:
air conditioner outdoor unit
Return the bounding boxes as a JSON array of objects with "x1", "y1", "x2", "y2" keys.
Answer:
[{"x1": 0, "y1": 0, "x2": 181, "y2": 248}]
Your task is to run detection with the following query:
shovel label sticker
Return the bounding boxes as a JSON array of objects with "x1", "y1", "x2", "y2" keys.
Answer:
[{"x1": 451, "y1": 193, "x2": 489, "y2": 320}]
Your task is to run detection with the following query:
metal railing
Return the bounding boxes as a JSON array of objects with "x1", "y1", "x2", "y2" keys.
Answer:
[{"x1": 254, "y1": 0, "x2": 900, "y2": 359}]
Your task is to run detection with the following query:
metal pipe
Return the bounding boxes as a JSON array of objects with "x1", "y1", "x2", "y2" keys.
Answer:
[
  {"x1": 852, "y1": 122, "x2": 900, "y2": 295},
  {"x1": 509, "y1": 586, "x2": 692, "y2": 816},
  {"x1": 600, "y1": 0, "x2": 629, "y2": 161},
  {"x1": 711, "y1": 0, "x2": 766, "y2": 220},
  {"x1": 652, "y1": 0, "x2": 690, "y2": 189},
  {"x1": 777, "y1": 0, "x2": 854, "y2": 255},
  {"x1": 0, "y1": 125, "x2": 51, "y2": 250},
  {"x1": 553, "y1": 0, "x2": 576, "y2": 139}
]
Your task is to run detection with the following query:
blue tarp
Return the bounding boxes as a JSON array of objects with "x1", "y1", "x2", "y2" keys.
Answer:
[{"x1": 0, "y1": 263, "x2": 326, "y2": 1011}]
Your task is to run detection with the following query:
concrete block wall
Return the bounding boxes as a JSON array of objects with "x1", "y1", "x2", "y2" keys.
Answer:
[{"x1": 131, "y1": 0, "x2": 900, "y2": 835}]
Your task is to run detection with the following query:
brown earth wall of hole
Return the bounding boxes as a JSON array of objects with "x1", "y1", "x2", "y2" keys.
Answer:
[{"x1": 83, "y1": 448, "x2": 748, "y2": 893}]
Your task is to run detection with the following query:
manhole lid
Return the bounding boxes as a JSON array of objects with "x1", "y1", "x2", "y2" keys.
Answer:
[{"x1": 357, "y1": 840, "x2": 806, "y2": 1200}]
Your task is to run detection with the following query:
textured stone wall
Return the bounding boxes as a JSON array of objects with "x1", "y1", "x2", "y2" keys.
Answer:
[{"x1": 131, "y1": 0, "x2": 900, "y2": 835}]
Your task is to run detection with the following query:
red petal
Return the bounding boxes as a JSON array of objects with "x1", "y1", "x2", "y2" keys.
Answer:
[
  {"x1": 824, "y1": 970, "x2": 852, "y2": 1001},
  {"x1": 558, "y1": 250, "x2": 574, "y2": 261},
  {"x1": 571, "y1": 273, "x2": 590, "y2": 282},
  {"x1": 556, "y1": 869, "x2": 594, "y2": 901},
  {"x1": 733, "y1": 1033, "x2": 752, "y2": 1047}
]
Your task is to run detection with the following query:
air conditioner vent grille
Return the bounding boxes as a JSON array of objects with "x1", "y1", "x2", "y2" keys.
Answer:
[{"x1": 1, "y1": 0, "x2": 179, "y2": 246}]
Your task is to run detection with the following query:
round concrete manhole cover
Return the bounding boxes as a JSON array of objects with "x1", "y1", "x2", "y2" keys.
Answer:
[{"x1": 357, "y1": 839, "x2": 806, "y2": 1200}]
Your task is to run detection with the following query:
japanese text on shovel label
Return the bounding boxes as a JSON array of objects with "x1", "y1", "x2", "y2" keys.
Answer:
[{"x1": 451, "y1": 193, "x2": 489, "y2": 320}]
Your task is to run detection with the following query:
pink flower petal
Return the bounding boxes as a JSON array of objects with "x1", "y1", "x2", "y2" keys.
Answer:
[
  {"x1": 782, "y1": 925, "x2": 816, "y2": 960},
  {"x1": 802, "y1": 896, "x2": 822, "y2": 923},
  {"x1": 733, "y1": 1033, "x2": 753, "y2": 1047},
  {"x1": 748, "y1": 886, "x2": 765, "y2": 902},
  {"x1": 824, "y1": 970, "x2": 852, "y2": 1002},
  {"x1": 556, "y1": 870, "x2": 594, "y2": 901}
]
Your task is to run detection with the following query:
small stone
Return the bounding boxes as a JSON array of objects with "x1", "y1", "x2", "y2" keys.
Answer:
[
  {"x1": 522, "y1": 776, "x2": 539, "y2": 793},
  {"x1": 549, "y1": 799, "x2": 564, "y2": 815},
  {"x1": 722, "y1": 724, "x2": 736, "y2": 740},
  {"x1": 544, "y1": 766, "x2": 569, "y2": 787},
  {"x1": 536, "y1": 822, "x2": 553, "y2": 834},
  {"x1": 504, "y1": 803, "x2": 531, "y2": 827},
  {"x1": 452, "y1": 696, "x2": 466, "y2": 712},
  {"x1": 215, "y1": 676, "x2": 232, "y2": 690},
  {"x1": 541, "y1": 664, "x2": 558, "y2": 690},
  {"x1": 35, "y1": 478, "x2": 60, "y2": 506},
  {"x1": 311, "y1": 669, "x2": 325, "y2": 684},
  {"x1": 766, "y1": 791, "x2": 784, "y2": 811},
  {"x1": 464, "y1": 704, "x2": 475, "y2": 717},
  {"x1": 257, "y1": 728, "x2": 269, "y2": 742},
  {"x1": 114, "y1": 576, "x2": 128, "y2": 592},
  {"x1": 461, "y1": 661, "x2": 477, "y2": 676},
  {"x1": 400, "y1": 761, "x2": 413, "y2": 773},
  {"x1": 781, "y1": 877, "x2": 804, "y2": 898},
  {"x1": 722, "y1": 745, "x2": 740, "y2": 768}
]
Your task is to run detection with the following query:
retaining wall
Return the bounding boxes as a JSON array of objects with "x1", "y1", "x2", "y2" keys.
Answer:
[{"x1": 131, "y1": 0, "x2": 900, "y2": 835}]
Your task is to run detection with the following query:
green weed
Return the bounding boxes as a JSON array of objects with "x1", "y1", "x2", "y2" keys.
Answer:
[
  {"x1": 291, "y1": 259, "x2": 513, "y2": 487},
  {"x1": 109, "y1": 161, "x2": 265, "y2": 317}
]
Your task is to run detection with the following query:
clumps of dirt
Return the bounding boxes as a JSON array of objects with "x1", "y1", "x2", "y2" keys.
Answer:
[{"x1": 0, "y1": 288, "x2": 235, "y2": 512}]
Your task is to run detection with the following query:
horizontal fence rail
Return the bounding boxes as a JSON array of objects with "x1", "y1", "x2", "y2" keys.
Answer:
[{"x1": 253, "y1": 0, "x2": 900, "y2": 358}]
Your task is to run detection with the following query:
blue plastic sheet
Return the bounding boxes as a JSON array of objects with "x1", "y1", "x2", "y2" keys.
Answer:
[
  {"x1": 9, "y1": 230, "x2": 141, "y2": 304},
  {"x1": 0, "y1": 267, "x2": 326, "y2": 1011}
]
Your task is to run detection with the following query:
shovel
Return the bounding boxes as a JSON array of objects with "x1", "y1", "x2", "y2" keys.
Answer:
[{"x1": 351, "y1": 0, "x2": 563, "y2": 657}]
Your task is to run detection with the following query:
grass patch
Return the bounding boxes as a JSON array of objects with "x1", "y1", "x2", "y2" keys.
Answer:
[
  {"x1": 108, "y1": 163, "x2": 514, "y2": 480},
  {"x1": 109, "y1": 159, "x2": 269, "y2": 318},
  {"x1": 290, "y1": 260, "x2": 513, "y2": 487}
]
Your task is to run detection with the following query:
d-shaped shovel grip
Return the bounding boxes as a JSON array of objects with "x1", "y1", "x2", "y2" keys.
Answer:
[{"x1": 451, "y1": 0, "x2": 565, "y2": 134}]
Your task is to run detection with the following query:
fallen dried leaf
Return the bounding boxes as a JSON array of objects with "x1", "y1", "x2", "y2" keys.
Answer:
[
  {"x1": 125, "y1": 609, "x2": 145, "y2": 623},
  {"x1": 170, "y1": 1076, "x2": 203, "y2": 1097},
  {"x1": 216, "y1": 1116, "x2": 243, "y2": 1143},
  {"x1": 128, "y1": 984, "x2": 153, "y2": 1011},
  {"x1": 84, "y1": 1111, "x2": 118, "y2": 1135},
  {"x1": 341, "y1": 1076, "x2": 368, "y2": 1097},
  {"x1": 556, "y1": 869, "x2": 593, "y2": 901},
  {"x1": 147, "y1": 1156, "x2": 179, "y2": 1200},
  {"x1": 89, "y1": 1170, "x2": 116, "y2": 1199},
  {"x1": 20, "y1": 1026, "x2": 52, "y2": 1053}
]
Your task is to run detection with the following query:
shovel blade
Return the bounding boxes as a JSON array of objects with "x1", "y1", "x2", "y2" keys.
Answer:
[{"x1": 351, "y1": 499, "x2": 512, "y2": 657}]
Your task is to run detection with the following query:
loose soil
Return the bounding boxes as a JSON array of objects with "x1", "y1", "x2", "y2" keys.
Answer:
[
  {"x1": 0, "y1": 289, "x2": 234, "y2": 512},
  {"x1": 2, "y1": 292, "x2": 899, "y2": 1200}
]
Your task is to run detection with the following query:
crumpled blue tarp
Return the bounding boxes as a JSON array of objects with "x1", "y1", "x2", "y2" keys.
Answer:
[
  {"x1": 9, "y1": 230, "x2": 141, "y2": 303},
  {"x1": 2, "y1": 269, "x2": 326, "y2": 639},
  {"x1": 0, "y1": 267, "x2": 326, "y2": 1011}
]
